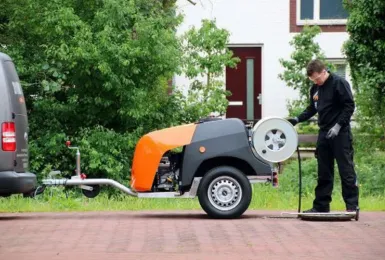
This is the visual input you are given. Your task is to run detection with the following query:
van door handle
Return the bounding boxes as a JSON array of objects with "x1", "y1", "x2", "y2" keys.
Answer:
[{"x1": 257, "y1": 94, "x2": 262, "y2": 105}]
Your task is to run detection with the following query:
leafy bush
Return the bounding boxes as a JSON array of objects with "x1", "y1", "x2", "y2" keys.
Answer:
[
  {"x1": 0, "y1": 1, "x2": 240, "y2": 198},
  {"x1": 295, "y1": 121, "x2": 319, "y2": 135},
  {"x1": 279, "y1": 157, "x2": 319, "y2": 197},
  {"x1": 355, "y1": 151, "x2": 385, "y2": 196},
  {"x1": 1, "y1": 0, "x2": 183, "y2": 185},
  {"x1": 75, "y1": 126, "x2": 144, "y2": 183},
  {"x1": 174, "y1": 19, "x2": 240, "y2": 123},
  {"x1": 343, "y1": 0, "x2": 385, "y2": 142},
  {"x1": 280, "y1": 146, "x2": 385, "y2": 197},
  {"x1": 29, "y1": 126, "x2": 143, "y2": 181},
  {"x1": 279, "y1": 25, "x2": 335, "y2": 113}
]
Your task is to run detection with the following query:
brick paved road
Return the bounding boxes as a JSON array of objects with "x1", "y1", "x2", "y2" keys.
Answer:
[{"x1": 0, "y1": 210, "x2": 384, "y2": 260}]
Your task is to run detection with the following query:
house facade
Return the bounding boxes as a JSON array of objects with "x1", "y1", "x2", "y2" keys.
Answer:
[{"x1": 174, "y1": 0, "x2": 352, "y2": 123}]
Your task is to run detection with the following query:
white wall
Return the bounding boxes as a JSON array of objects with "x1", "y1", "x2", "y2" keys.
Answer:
[
  {"x1": 315, "y1": 32, "x2": 352, "y2": 87},
  {"x1": 175, "y1": 0, "x2": 349, "y2": 118}
]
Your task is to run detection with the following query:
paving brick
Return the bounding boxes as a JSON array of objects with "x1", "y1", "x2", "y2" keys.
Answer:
[{"x1": 0, "y1": 210, "x2": 384, "y2": 260}]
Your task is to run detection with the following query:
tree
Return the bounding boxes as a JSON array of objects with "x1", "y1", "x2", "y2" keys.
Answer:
[
  {"x1": 278, "y1": 25, "x2": 334, "y2": 117},
  {"x1": 0, "y1": 0, "x2": 184, "y2": 184},
  {"x1": 343, "y1": 0, "x2": 385, "y2": 144},
  {"x1": 174, "y1": 19, "x2": 240, "y2": 123}
]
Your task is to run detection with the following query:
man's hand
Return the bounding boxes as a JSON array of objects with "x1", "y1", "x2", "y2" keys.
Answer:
[
  {"x1": 326, "y1": 123, "x2": 341, "y2": 139},
  {"x1": 287, "y1": 117, "x2": 298, "y2": 126}
]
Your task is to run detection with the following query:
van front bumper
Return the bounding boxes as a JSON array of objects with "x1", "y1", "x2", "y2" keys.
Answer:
[{"x1": 0, "y1": 171, "x2": 37, "y2": 196}]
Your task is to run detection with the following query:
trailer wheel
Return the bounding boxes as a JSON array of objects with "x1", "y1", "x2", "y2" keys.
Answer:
[
  {"x1": 81, "y1": 184, "x2": 101, "y2": 198},
  {"x1": 197, "y1": 166, "x2": 252, "y2": 219}
]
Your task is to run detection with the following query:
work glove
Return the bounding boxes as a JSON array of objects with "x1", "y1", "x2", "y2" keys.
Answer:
[
  {"x1": 326, "y1": 123, "x2": 341, "y2": 139},
  {"x1": 287, "y1": 117, "x2": 299, "y2": 126}
]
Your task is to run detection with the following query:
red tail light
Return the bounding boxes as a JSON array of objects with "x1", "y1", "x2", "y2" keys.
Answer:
[{"x1": 2, "y1": 122, "x2": 16, "y2": 151}]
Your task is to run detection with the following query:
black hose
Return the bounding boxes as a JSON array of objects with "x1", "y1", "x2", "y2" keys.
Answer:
[{"x1": 297, "y1": 146, "x2": 302, "y2": 214}]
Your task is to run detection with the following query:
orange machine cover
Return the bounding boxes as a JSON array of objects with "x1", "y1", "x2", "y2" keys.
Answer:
[{"x1": 130, "y1": 123, "x2": 197, "y2": 192}]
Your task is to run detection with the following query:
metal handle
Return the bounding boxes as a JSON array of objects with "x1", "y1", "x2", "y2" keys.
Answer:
[{"x1": 257, "y1": 93, "x2": 262, "y2": 105}]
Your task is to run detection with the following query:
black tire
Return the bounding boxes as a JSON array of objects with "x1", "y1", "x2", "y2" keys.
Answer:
[
  {"x1": 197, "y1": 166, "x2": 252, "y2": 219},
  {"x1": 23, "y1": 191, "x2": 34, "y2": 198},
  {"x1": 81, "y1": 185, "x2": 101, "y2": 198}
]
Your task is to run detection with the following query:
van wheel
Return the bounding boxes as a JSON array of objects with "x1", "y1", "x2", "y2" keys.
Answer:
[{"x1": 197, "y1": 166, "x2": 252, "y2": 219}]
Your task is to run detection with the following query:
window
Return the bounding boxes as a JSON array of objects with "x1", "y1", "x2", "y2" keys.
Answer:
[
  {"x1": 246, "y1": 59, "x2": 254, "y2": 120},
  {"x1": 334, "y1": 64, "x2": 347, "y2": 79},
  {"x1": 300, "y1": 0, "x2": 314, "y2": 20},
  {"x1": 327, "y1": 59, "x2": 348, "y2": 79},
  {"x1": 297, "y1": 0, "x2": 349, "y2": 25}
]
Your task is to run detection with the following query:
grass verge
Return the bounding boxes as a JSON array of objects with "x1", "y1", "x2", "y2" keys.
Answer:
[{"x1": 1, "y1": 184, "x2": 384, "y2": 213}]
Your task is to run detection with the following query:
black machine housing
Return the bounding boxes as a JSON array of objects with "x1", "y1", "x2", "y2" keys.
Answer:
[{"x1": 152, "y1": 118, "x2": 273, "y2": 192}]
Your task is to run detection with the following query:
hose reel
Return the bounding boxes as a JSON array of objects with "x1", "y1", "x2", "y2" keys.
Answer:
[{"x1": 251, "y1": 117, "x2": 298, "y2": 163}]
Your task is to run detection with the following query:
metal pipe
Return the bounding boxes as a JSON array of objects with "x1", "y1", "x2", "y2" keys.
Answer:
[
  {"x1": 76, "y1": 149, "x2": 81, "y2": 177},
  {"x1": 42, "y1": 178, "x2": 138, "y2": 197}
]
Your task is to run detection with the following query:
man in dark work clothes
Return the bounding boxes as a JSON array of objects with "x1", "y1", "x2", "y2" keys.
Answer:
[{"x1": 288, "y1": 59, "x2": 359, "y2": 213}]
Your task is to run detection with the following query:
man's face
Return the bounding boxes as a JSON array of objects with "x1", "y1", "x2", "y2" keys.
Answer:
[{"x1": 309, "y1": 70, "x2": 327, "y2": 85}]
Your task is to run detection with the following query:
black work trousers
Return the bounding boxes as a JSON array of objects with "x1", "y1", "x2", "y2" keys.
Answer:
[{"x1": 313, "y1": 128, "x2": 359, "y2": 211}]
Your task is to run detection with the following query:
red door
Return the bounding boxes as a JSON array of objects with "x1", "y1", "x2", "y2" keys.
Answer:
[{"x1": 225, "y1": 46, "x2": 262, "y2": 123}]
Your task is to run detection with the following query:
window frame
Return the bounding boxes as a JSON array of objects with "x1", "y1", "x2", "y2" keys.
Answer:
[
  {"x1": 326, "y1": 58, "x2": 353, "y2": 87},
  {"x1": 296, "y1": 0, "x2": 348, "y2": 26}
]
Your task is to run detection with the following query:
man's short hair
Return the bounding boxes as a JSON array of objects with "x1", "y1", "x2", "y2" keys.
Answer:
[{"x1": 306, "y1": 59, "x2": 326, "y2": 76}]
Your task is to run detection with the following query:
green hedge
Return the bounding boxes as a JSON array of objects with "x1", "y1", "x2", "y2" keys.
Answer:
[{"x1": 279, "y1": 150, "x2": 385, "y2": 197}]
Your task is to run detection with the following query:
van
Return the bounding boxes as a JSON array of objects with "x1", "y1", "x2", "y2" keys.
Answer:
[{"x1": 0, "y1": 52, "x2": 37, "y2": 197}]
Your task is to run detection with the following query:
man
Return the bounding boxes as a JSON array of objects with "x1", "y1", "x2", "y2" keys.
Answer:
[{"x1": 288, "y1": 59, "x2": 359, "y2": 213}]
